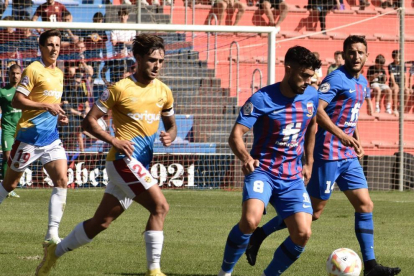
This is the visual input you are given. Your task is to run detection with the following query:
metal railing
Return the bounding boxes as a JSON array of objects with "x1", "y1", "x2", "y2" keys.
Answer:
[
  {"x1": 229, "y1": 41, "x2": 240, "y2": 104},
  {"x1": 251, "y1": 68, "x2": 263, "y2": 95}
]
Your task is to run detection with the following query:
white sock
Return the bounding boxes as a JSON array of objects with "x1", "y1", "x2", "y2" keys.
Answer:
[
  {"x1": 45, "y1": 187, "x2": 67, "y2": 241},
  {"x1": 218, "y1": 269, "x2": 232, "y2": 276},
  {"x1": 55, "y1": 222, "x2": 92, "y2": 257},
  {"x1": 386, "y1": 103, "x2": 391, "y2": 109},
  {"x1": 0, "y1": 183, "x2": 9, "y2": 204},
  {"x1": 144, "y1": 231, "x2": 164, "y2": 270},
  {"x1": 375, "y1": 102, "x2": 380, "y2": 108}
]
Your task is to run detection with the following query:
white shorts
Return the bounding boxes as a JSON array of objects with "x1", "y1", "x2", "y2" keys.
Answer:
[
  {"x1": 8, "y1": 139, "x2": 67, "y2": 172},
  {"x1": 105, "y1": 157, "x2": 157, "y2": 210},
  {"x1": 371, "y1": 83, "x2": 390, "y2": 91}
]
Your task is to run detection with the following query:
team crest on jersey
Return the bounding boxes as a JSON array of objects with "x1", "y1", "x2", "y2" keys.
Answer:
[
  {"x1": 13, "y1": 162, "x2": 19, "y2": 169},
  {"x1": 156, "y1": 98, "x2": 165, "y2": 108},
  {"x1": 306, "y1": 102, "x2": 314, "y2": 117},
  {"x1": 100, "y1": 89, "x2": 109, "y2": 101},
  {"x1": 21, "y1": 76, "x2": 29, "y2": 86},
  {"x1": 319, "y1": 82, "x2": 330, "y2": 93},
  {"x1": 144, "y1": 176, "x2": 152, "y2": 183},
  {"x1": 243, "y1": 102, "x2": 253, "y2": 115}
]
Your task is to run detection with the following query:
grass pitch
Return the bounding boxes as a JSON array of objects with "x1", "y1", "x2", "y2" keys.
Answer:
[{"x1": 1, "y1": 189, "x2": 413, "y2": 276}]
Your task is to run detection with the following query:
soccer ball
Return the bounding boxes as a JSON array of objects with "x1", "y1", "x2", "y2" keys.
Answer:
[{"x1": 326, "y1": 248, "x2": 362, "y2": 276}]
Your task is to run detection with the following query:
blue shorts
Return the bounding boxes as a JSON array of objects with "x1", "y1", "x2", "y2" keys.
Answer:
[
  {"x1": 242, "y1": 169, "x2": 313, "y2": 220},
  {"x1": 307, "y1": 158, "x2": 368, "y2": 201}
]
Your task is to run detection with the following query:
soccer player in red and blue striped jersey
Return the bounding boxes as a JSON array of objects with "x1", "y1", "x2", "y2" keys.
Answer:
[
  {"x1": 218, "y1": 46, "x2": 321, "y2": 276},
  {"x1": 245, "y1": 36, "x2": 401, "y2": 276}
]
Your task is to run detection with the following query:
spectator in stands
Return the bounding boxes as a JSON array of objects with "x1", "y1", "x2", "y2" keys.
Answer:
[
  {"x1": 61, "y1": 72, "x2": 91, "y2": 152},
  {"x1": 76, "y1": 12, "x2": 108, "y2": 80},
  {"x1": 101, "y1": 8, "x2": 136, "y2": 85},
  {"x1": 359, "y1": 0, "x2": 370, "y2": 10},
  {"x1": 32, "y1": 0, "x2": 70, "y2": 23},
  {"x1": 327, "y1": 50, "x2": 343, "y2": 75},
  {"x1": 310, "y1": 51, "x2": 322, "y2": 88},
  {"x1": 61, "y1": 10, "x2": 79, "y2": 47},
  {"x1": 408, "y1": 63, "x2": 414, "y2": 113},
  {"x1": 12, "y1": 0, "x2": 32, "y2": 21},
  {"x1": 256, "y1": 0, "x2": 288, "y2": 33},
  {"x1": 367, "y1": 54, "x2": 393, "y2": 115},
  {"x1": 364, "y1": 87, "x2": 374, "y2": 115},
  {"x1": 380, "y1": 0, "x2": 393, "y2": 8},
  {"x1": 306, "y1": 0, "x2": 340, "y2": 34},
  {"x1": 388, "y1": 50, "x2": 410, "y2": 116},
  {"x1": 0, "y1": 16, "x2": 22, "y2": 55},
  {"x1": 111, "y1": 8, "x2": 135, "y2": 55},
  {"x1": 213, "y1": 0, "x2": 246, "y2": 26},
  {"x1": 0, "y1": 0, "x2": 8, "y2": 18}
]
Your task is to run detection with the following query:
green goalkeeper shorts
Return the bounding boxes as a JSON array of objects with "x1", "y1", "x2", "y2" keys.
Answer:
[{"x1": 1, "y1": 131, "x2": 15, "y2": 152}]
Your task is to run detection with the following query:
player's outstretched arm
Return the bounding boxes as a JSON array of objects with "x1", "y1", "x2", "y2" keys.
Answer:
[
  {"x1": 160, "y1": 114, "x2": 177, "y2": 147},
  {"x1": 12, "y1": 92, "x2": 65, "y2": 116},
  {"x1": 82, "y1": 105, "x2": 134, "y2": 158},
  {"x1": 303, "y1": 116, "x2": 317, "y2": 184},
  {"x1": 316, "y1": 99, "x2": 361, "y2": 152},
  {"x1": 228, "y1": 123, "x2": 259, "y2": 175}
]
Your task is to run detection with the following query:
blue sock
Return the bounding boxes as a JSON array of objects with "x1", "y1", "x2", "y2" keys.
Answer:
[
  {"x1": 262, "y1": 216, "x2": 287, "y2": 236},
  {"x1": 221, "y1": 224, "x2": 251, "y2": 273},
  {"x1": 264, "y1": 236, "x2": 305, "y2": 276},
  {"x1": 355, "y1": 212, "x2": 375, "y2": 262}
]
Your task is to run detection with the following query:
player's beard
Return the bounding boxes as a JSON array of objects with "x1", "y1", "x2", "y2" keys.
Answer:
[{"x1": 288, "y1": 78, "x2": 306, "y2": 95}]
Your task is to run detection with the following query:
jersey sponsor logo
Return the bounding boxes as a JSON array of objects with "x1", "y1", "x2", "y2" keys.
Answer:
[
  {"x1": 43, "y1": 90, "x2": 63, "y2": 99},
  {"x1": 100, "y1": 89, "x2": 109, "y2": 101},
  {"x1": 319, "y1": 82, "x2": 330, "y2": 93},
  {"x1": 128, "y1": 111, "x2": 160, "y2": 124},
  {"x1": 306, "y1": 102, "x2": 314, "y2": 117},
  {"x1": 21, "y1": 76, "x2": 30, "y2": 86},
  {"x1": 277, "y1": 122, "x2": 301, "y2": 147},
  {"x1": 243, "y1": 101, "x2": 253, "y2": 115},
  {"x1": 6, "y1": 93, "x2": 12, "y2": 97}
]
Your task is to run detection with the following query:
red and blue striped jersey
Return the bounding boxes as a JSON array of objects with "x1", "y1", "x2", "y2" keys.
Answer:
[
  {"x1": 314, "y1": 66, "x2": 370, "y2": 161},
  {"x1": 237, "y1": 82, "x2": 319, "y2": 180}
]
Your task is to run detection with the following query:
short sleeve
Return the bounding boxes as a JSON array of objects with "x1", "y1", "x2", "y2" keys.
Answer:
[
  {"x1": 60, "y1": 2, "x2": 69, "y2": 12},
  {"x1": 236, "y1": 92, "x2": 264, "y2": 129},
  {"x1": 317, "y1": 72, "x2": 342, "y2": 105},
  {"x1": 96, "y1": 85, "x2": 118, "y2": 114},
  {"x1": 33, "y1": 5, "x2": 42, "y2": 17},
  {"x1": 162, "y1": 87, "x2": 174, "y2": 117},
  {"x1": 16, "y1": 66, "x2": 36, "y2": 96}
]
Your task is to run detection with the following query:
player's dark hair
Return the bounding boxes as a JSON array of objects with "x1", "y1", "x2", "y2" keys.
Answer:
[
  {"x1": 39, "y1": 29, "x2": 61, "y2": 46},
  {"x1": 9, "y1": 64, "x2": 21, "y2": 71},
  {"x1": 375, "y1": 54, "x2": 386, "y2": 65},
  {"x1": 392, "y1": 49, "x2": 399, "y2": 58},
  {"x1": 285, "y1": 46, "x2": 322, "y2": 71},
  {"x1": 62, "y1": 10, "x2": 71, "y2": 18},
  {"x1": 334, "y1": 50, "x2": 342, "y2": 56},
  {"x1": 132, "y1": 33, "x2": 165, "y2": 57},
  {"x1": 118, "y1": 8, "x2": 129, "y2": 16},
  {"x1": 343, "y1": 35, "x2": 367, "y2": 52},
  {"x1": 93, "y1": 12, "x2": 104, "y2": 21}
]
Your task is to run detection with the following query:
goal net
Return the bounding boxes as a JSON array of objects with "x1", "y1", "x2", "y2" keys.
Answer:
[{"x1": 0, "y1": 2, "x2": 412, "y2": 191}]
